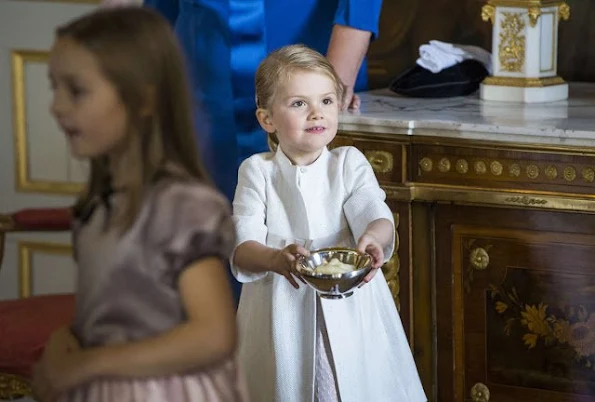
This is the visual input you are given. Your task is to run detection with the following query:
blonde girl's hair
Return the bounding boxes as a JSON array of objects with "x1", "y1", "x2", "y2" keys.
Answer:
[
  {"x1": 57, "y1": 7, "x2": 210, "y2": 230},
  {"x1": 254, "y1": 44, "x2": 345, "y2": 152}
]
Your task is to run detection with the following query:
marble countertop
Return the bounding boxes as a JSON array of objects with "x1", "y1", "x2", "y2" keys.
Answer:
[{"x1": 339, "y1": 82, "x2": 595, "y2": 147}]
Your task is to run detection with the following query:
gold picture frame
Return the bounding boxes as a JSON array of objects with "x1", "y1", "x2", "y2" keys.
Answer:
[
  {"x1": 18, "y1": 241, "x2": 73, "y2": 298},
  {"x1": 12, "y1": 49, "x2": 86, "y2": 195}
]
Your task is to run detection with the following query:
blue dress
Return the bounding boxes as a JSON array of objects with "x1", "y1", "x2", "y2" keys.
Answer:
[
  {"x1": 144, "y1": 0, "x2": 382, "y2": 200},
  {"x1": 144, "y1": 0, "x2": 382, "y2": 300}
]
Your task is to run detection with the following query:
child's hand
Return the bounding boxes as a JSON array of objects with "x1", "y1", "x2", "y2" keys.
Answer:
[
  {"x1": 357, "y1": 233, "x2": 385, "y2": 286},
  {"x1": 271, "y1": 244, "x2": 309, "y2": 289},
  {"x1": 33, "y1": 327, "x2": 88, "y2": 402}
]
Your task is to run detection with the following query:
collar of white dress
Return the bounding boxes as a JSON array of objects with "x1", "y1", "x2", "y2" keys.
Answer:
[{"x1": 273, "y1": 146, "x2": 330, "y2": 175}]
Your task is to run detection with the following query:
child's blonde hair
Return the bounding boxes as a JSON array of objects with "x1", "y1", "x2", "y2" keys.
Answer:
[
  {"x1": 254, "y1": 44, "x2": 345, "y2": 152},
  {"x1": 57, "y1": 7, "x2": 210, "y2": 230}
]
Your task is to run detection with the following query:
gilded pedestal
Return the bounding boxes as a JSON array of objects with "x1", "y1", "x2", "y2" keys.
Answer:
[{"x1": 480, "y1": 0, "x2": 570, "y2": 102}]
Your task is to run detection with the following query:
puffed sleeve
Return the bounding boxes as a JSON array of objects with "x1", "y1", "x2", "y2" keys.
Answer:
[
  {"x1": 144, "y1": 0, "x2": 179, "y2": 27},
  {"x1": 230, "y1": 157, "x2": 269, "y2": 283},
  {"x1": 334, "y1": 0, "x2": 383, "y2": 39},
  {"x1": 148, "y1": 181, "x2": 236, "y2": 279},
  {"x1": 343, "y1": 147, "x2": 395, "y2": 261}
]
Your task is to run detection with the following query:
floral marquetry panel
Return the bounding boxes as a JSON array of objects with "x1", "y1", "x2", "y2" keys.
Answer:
[{"x1": 436, "y1": 204, "x2": 595, "y2": 402}]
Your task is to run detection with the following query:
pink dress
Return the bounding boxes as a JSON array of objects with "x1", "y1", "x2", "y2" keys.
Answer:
[{"x1": 58, "y1": 179, "x2": 249, "y2": 402}]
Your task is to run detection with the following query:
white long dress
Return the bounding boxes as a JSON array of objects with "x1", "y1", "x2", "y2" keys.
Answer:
[{"x1": 231, "y1": 146, "x2": 427, "y2": 402}]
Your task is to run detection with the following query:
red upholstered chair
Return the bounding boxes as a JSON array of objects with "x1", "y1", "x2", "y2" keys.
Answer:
[{"x1": 0, "y1": 208, "x2": 74, "y2": 400}]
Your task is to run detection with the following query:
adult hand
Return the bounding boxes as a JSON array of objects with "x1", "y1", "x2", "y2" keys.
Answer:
[{"x1": 342, "y1": 86, "x2": 361, "y2": 111}]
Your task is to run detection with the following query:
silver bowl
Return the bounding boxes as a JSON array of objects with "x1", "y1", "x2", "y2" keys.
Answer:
[{"x1": 296, "y1": 248, "x2": 373, "y2": 299}]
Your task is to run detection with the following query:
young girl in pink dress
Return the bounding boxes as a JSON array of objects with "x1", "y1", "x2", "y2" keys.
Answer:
[{"x1": 31, "y1": 7, "x2": 249, "y2": 402}]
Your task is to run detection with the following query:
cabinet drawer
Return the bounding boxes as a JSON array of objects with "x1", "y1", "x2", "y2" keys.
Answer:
[
  {"x1": 436, "y1": 205, "x2": 595, "y2": 402},
  {"x1": 332, "y1": 135, "x2": 404, "y2": 184},
  {"x1": 411, "y1": 143, "x2": 595, "y2": 195}
]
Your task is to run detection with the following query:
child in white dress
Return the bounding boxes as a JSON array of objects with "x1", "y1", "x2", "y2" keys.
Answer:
[{"x1": 231, "y1": 44, "x2": 427, "y2": 402}]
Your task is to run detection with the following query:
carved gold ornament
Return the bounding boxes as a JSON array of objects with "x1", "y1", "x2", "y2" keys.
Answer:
[
  {"x1": 470, "y1": 382, "x2": 490, "y2": 402},
  {"x1": 509, "y1": 163, "x2": 521, "y2": 177},
  {"x1": 483, "y1": 76, "x2": 565, "y2": 87},
  {"x1": 419, "y1": 157, "x2": 433, "y2": 172},
  {"x1": 499, "y1": 12, "x2": 526, "y2": 72},
  {"x1": 582, "y1": 168, "x2": 595, "y2": 183},
  {"x1": 558, "y1": 3, "x2": 570, "y2": 21},
  {"x1": 464, "y1": 240, "x2": 493, "y2": 293},
  {"x1": 456, "y1": 159, "x2": 469, "y2": 174},
  {"x1": 563, "y1": 166, "x2": 576, "y2": 181},
  {"x1": 382, "y1": 213, "x2": 401, "y2": 309},
  {"x1": 475, "y1": 161, "x2": 487, "y2": 174},
  {"x1": 527, "y1": 6, "x2": 541, "y2": 27},
  {"x1": 545, "y1": 165, "x2": 558, "y2": 179},
  {"x1": 481, "y1": 4, "x2": 496, "y2": 24},
  {"x1": 504, "y1": 196, "x2": 547, "y2": 206},
  {"x1": 365, "y1": 150, "x2": 393, "y2": 174},
  {"x1": 438, "y1": 158, "x2": 451, "y2": 172},
  {"x1": 490, "y1": 161, "x2": 503, "y2": 176},
  {"x1": 526, "y1": 164, "x2": 539, "y2": 179},
  {"x1": 470, "y1": 247, "x2": 490, "y2": 270}
]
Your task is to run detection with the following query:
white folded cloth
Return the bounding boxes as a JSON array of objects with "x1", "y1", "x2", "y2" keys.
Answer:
[{"x1": 416, "y1": 40, "x2": 492, "y2": 74}]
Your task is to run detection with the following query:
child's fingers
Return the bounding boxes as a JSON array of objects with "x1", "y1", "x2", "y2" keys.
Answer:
[
  {"x1": 359, "y1": 267, "x2": 379, "y2": 288},
  {"x1": 289, "y1": 261, "x2": 306, "y2": 284},
  {"x1": 365, "y1": 244, "x2": 384, "y2": 269},
  {"x1": 288, "y1": 244, "x2": 310, "y2": 257},
  {"x1": 293, "y1": 268, "x2": 307, "y2": 284},
  {"x1": 283, "y1": 270, "x2": 300, "y2": 289},
  {"x1": 356, "y1": 238, "x2": 368, "y2": 254}
]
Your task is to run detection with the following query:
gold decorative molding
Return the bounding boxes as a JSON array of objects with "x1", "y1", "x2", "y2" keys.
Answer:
[
  {"x1": 0, "y1": 373, "x2": 32, "y2": 400},
  {"x1": 470, "y1": 247, "x2": 490, "y2": 270},
  {"x1": 486, "y1": 0, "x2": 567, "y2": 7},
  {"x1": 498, "y1": 12, "x2": 526, "y2": 72},
  {"x1": 18, "y1": 241, "x2": 73, "y2": 298},
  {"x1": 470, "y1": 382, "x2": 491, "y2": 402},
  {"x1": 490, "y1": 160, "x2": 503, "y2": 176},
  {"x1": 481, "y1": 4, "x2": 496, "y2": 24},
  {"x1": 509, "y1": 163, "x2": 521, "y2": 177},
  {"x1": 504, "y1": 195, "x2": 548, "y2": 205},
  {"x1": 526, "y1": 164, "x2": 539, "y2": 179},
  {"x1": 416, "y1": 156, "x2": 595, "y2": 187},
  {"x1": 582, "y1": 168, "x2": 595, "y2": 183},
  {"x1": 545, "y1": 165, "x2": 558, "y2": 179},
  {"x1": 456, "y1": 159, "x2": 469, "y2": 174},
  {"x1": 464, "y1": 239, "x2": 492, "y2": 293},
  {"x1": 419, "y1": 157, "x2": 433, "y2": 173},
  {"x1": 563, "y1": 166, "x2": 576, "y2": 181},
  {"x1": 558, "y1": 3, "x2": 570, "y2": 21},
  {"x1": 438, "y1": 158, "x2": 451, "y2": 173},
  {"x1": 483, "y1": 75, "x2": 565, "y2": 87},
  {"x1": 481, "y1": 0, "x2": 570, "y2": 26},
  {"x1": 365, "y1": 150, "x2": 393, "y2": 174},
  {"x1": 380, "y1": 183, "x2": 595, "y2": 212},
  {"x1": 12, "y1": 49, "x2": 86, "y2": 196},
  {"x1": 528, "y1": 6, "x2": 542, "y2": 27},
  {"x1": 381, "y1": 213, "x2": 400, "y2": 309},
  {"x1": 475, "y1": 160, "x2": 487, "y2": 175}
]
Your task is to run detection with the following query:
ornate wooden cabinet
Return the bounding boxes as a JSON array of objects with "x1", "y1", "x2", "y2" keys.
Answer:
[
  {"x1": 334, "y1": 85, "x2": 595, "y2": 401},
  {"x1": 435, "y1": 205, "x2": 595, "y2": 402}
]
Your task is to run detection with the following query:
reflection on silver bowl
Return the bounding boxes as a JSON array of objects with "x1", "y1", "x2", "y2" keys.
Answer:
[{"x1": 296, "y1": 248, "x2": 372, "y2": 299}]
